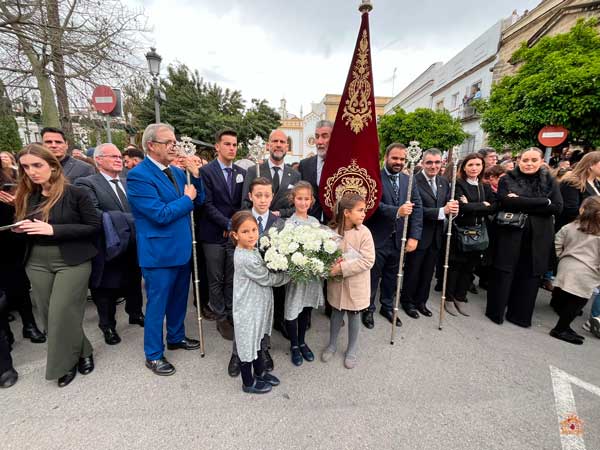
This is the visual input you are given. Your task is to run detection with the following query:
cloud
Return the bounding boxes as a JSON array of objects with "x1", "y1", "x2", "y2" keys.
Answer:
[{"x1": 140, "y1": 0, "x2": 542, "y2": 117}]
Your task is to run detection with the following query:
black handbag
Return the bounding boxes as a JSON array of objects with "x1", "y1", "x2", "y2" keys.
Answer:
[
  {"x1": 453, "y1": 223, "x2": 489, "y2": 252},
  {"x1": 453, "y1": 183, "x2": 489, "y2": 253},
  {"x1": 495, "y1": 211, "x2": 528, "y2": 229}
]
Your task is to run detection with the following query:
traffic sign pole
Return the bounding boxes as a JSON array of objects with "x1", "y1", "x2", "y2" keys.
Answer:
[{"x1": 105, "y1": 114, "x2": 112, "y2": 144}]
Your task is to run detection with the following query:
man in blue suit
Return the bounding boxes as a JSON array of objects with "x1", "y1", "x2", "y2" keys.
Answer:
[
  {"x1": 127, "y1": 123, "x2": 205, "y2": 376},
  {"x1": 198, "y1": 129, "x2": 246, "y2": 341},
  {"x1": 364, "y1": 143, "x2": 423, "y2": 329}
]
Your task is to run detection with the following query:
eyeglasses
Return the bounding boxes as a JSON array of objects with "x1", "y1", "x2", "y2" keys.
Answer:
[
  {"x1": 152, "y1": 140, "x2": 177, "y2": 148},
  {"x1": 98, "y1": 155, "x2": 123, "y2": 160},
  {"x1": 423, "y1": 161, "x2": 442, "y2": 166}
]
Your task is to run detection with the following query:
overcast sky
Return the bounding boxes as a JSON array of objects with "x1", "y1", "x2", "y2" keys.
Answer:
[{"x1": 138, "y1": 0, "x2": 541, "y2": 116}]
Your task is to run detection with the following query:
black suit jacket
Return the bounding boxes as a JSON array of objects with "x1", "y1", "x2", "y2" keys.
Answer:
[
  {"x1": 366, "y1": 169, "x2": 423, "y2": 249},
  {"x1": 26, "y1": 185, "x2": 101, "y2": 266},
  {"x1": 75, "y1": 173, "x2": 137, "y2": 288},
  {"x1": 298, "y1": 155, "x2": 324, "y2": 222},
  {"x1": 61, "y1": 156, "x2": 96, "y2": 183},
  {"x1": 241, "y1": 162, "x2": 300, "y2": 218},
  {"x1": 198, "y1": 159, "x2": 246, "y2": 244},
  {"x1": 415, "y1": 171, "x2": 450, "y2": 250}
]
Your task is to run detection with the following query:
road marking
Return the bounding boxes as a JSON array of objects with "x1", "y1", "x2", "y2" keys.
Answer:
[{"x1": 550, "y1": 366, "x2": 600, "y2": 450}]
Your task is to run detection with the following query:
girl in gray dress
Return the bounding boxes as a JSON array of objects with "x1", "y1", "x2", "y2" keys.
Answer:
[
  {"x1": 231, "y1": 211, "x2": 289, "y2": 394},
  {"x1": 284, "y1": 182, "x2": 324, "y2": 366}
]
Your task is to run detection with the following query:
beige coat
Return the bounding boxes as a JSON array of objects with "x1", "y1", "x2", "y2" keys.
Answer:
[
  {"x1": 327, "y1": 225, "x2": 375, "y2": 311},
  {"x1": 553, "y1": 222, "x2": 600, "y2": 299}
]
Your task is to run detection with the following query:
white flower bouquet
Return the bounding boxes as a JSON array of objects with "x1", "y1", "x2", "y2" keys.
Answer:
[{"x1": 259, "y1": 222, "x2": 342, "y2": 283}]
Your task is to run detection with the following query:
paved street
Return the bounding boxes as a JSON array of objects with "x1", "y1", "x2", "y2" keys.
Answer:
[{"x1": 3, "y1": 284, "x2": 599, "y2": 450}]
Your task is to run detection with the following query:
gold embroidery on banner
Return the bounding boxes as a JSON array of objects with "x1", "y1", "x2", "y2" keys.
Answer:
[
  {"x1": 324, "y1": 159, "x2": 378, "y2": 212},
  {"x1": 342, "y1": 29, "x2": 373, "y2": 134}
]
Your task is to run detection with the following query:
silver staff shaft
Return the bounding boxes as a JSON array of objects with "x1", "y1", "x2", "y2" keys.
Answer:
[
  {"x1": 390, "y1": 166, "x2": 415, "y2": 345},
  {"x1": 187, "y1": 170, "x2": 206, "y2": 356},
  {"x1": 438, "y1": 156, "x2": 459, "y2": 331}
]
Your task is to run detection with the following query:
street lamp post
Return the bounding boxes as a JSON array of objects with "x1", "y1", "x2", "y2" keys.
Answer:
[{"x1": 145, "y1": 47, "x2": 162, "y2": 124}]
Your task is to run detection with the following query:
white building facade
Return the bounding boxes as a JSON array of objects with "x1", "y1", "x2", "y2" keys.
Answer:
[{"x1": 384, "y1": 17, "x2": 516, "y2": 156}]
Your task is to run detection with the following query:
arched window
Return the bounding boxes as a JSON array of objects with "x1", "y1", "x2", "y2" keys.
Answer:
[{"x1": 287, "y1": 136, "x2": 293, "y2": 153}]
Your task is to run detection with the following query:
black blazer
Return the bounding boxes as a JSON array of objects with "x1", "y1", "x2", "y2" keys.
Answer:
[
  {"x1": 366, "y1": 169, "x2": 423, "y2": 249},
  {"x1": 414, "y1": 171, "x2": 450, "y2": 250},
  {"x1": 241, "y1": 162, "x2": 301, "y2": 218},
  {"x1": 298, "y1": 155, "x2": 324, "y2": 222},
  {"x1": 198, "y1": 159, "x2": 246, "y2": 244},
  {"x1": 26, "y1": 184, "x2": 101, "y2": 266}
]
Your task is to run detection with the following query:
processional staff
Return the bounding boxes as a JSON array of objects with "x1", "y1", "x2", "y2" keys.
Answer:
[
  {"x1": 178, "y1": 136, "x2": 206, "y2": 356},
  {"x1": 390, "y1": 141, "x2": 422, "y2": 345},
  {"x1": 248, "y1": 135, "x2": 265, "y2": 178},
  {"x1": 438, "y1": 146, "x2": 460, "y2": 331}
]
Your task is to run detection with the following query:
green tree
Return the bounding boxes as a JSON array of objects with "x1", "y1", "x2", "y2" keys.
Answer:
[
  {"x1": 126, "y1": 64, "x2": 280, "y2": 154},
  {"x1": 477, "y1": 19, "x2": 600, "y2": 150},
  {"x1": 0, "y1": 82, "x2": 22, "y2": 151},
  {"x1": 88, "y1": 129, "x2": 128, "y2": 151},
  {"x1": 378, "y1": 107, "x2": 468, "y2": 158}
]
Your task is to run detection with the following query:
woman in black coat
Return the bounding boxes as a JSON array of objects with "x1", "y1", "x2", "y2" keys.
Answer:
[
  {"x1": 558, "y1": 151, "x2": 600, "y2": 229},
  {"x1": 486, "y1": 147, "x2": 563, "y2": 327},
  {"x1": 12, "y1": 144, "x2": 100, "y2": 387},
  {"x1": 445, "y1": 153, "x2": 496, "y2": 316}
]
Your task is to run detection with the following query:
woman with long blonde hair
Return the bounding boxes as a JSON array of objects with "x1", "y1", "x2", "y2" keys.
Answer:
[
  {"x1": 12, "y1": 144, "x2": 100, "y2": 387},
  {"x1": 558, "y1": 151, "x2": 600, "y2": 228}
]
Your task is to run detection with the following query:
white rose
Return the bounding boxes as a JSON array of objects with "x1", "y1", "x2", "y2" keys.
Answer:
[
  {"x1": 323, "y1": 240, "x2": 338, "y2": 254},
  {"x1": 291, "y1": 252, "x2": 307, "y2": 266}
]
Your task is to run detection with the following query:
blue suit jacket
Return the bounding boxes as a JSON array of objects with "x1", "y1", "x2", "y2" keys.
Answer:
[
  {"x1": 126, "y1": 158, "x2": 205, "y2": 268},
  {"x1": 198, "y1": 159, "x2": 246, "y2": 244},
  {"x1": 366, "y1": 169, "x2": 423, "y2": 249}
]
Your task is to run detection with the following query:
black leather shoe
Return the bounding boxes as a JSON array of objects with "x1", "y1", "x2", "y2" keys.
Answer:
[
  {"x1": 103, "y1": 328, "x2": 121, "y2": 345},
  {"x1": 257, "y1": 372, "x2": 280, "y2": 386},
  {"x1": 0, "y1": 368, "x2": 18, "y2": 388},
  {"x1": 228, "y1": 353, "x2": 241, "y2": 377},
  {"x1": 380, "y1": 309, "x2": 402, "y2": 327},
  {"x1": 145, "y1": 357, "x2": 176, "y2": 376},
  {"x1": 261, "y1": 350, "x2": 274, "y2": 372},
  {"x1": 550, "y1": 329, "x2": 583, "y2": 345},
  {"x1": 167, "y1": 337, "x2": 200, "y2": 351},
  {"x1": 128, "y1": 313, "x2": 145, "y2": 327},
  {"x1": 567, "y1": 328, "x2": 585, "y2": 340},
  {"x1": 22, "y1": 323, "x2": 46, "y2": 343},
  {"x1": 273, "y1": 321, "x2": 289, "y2": 340},
  {"x1": 403, "y1": 306, "x2": 420, "y2": 319},
  {"x1": 299, "y1": 344, "x2": 314, "y2": 362},
  {"x1": 290, "y1": 346, "x2": 303, "y2": 366},
  {"x1": 78, "y1": 355, "x2": 94, "y2": 375},
  {"x1": 417, "y1": 304, "x2": 433, "y2": 317},
  {"x1": 242, "y1": 379, "x2": 272, "y2": 394},
  {"x1": 57, "y1": 365, "x2": 77, "y2": 387},
  {"x1": 361, "y1": 311, "x2": 374, "y2": 329}
]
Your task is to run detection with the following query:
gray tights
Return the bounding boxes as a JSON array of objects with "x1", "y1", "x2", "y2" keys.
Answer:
[{"x1": 327, "y1": 309, "x2": 360, "y2": 357}]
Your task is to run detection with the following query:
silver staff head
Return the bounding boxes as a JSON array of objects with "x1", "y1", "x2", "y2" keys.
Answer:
[
  {"x1": 177, "y1": 136, "x2": 197, "y2": 157},
  {"x1": 407, "y1": 141, "x2": 423, "y2": 168},
  {"x1": 248, "y1": 135, "x2": 266, "y2": 163}
]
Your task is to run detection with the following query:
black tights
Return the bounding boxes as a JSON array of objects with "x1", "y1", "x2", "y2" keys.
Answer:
[
  {"x1": 552, "y1": 288, "x2": 588, "y2": 332},
  {"x1": 285, "y1": 307, "x2": 311, "y2": 348},
  {"x1": 240, "y1": 357, "x2": 265, "y2": 387}
]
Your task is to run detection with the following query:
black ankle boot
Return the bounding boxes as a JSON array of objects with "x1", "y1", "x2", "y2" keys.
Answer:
[{"x1": 23, "y1": 323, "x2": 46, "y2": 343}]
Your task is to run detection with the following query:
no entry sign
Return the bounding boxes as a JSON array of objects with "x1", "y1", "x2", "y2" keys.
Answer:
[
  {"x1": 538, "y1": 126, "x2": 569, "y2": 147},
  {"x1": 91, "y1": 85, "x2": 117, "y2": 114}
]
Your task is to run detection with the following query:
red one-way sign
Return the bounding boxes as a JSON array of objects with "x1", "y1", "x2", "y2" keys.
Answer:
[{"x1": 92, "y1": 85, "x2": 117, "y2": 114}]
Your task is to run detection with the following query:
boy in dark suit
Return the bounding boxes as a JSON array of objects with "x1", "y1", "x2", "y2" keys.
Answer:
[
  {"x1": 198, "y1": 130, "x2": 246, "y2": 340},
  {"x1": 228, "y1": 177, "x2": 285, "y2": 377}
]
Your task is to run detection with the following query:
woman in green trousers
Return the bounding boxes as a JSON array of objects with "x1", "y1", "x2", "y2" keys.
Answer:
[{"x1": 12, "y1": 143, "x2": 100, "y2": 387}]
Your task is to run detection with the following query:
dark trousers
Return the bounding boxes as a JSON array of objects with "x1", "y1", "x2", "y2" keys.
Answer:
[
  {"x1": 91, "y1": 282, "x2": 143, "y2": 331},
  {"x1": 141, "y1": 262, "x2": 191, "y2": 360},
  {"x1": 403, "y1": 245, "x2": 439, "y2": 307},
  {"x1": 202, "y1": 242, "x2": 234, "y2": 320},
  {"x1": 0, "y1": 266, "x2": 36, "y2": 327},
  {"x1": 486, "y1": 264, "x2": 541, "y2": 327},
  {"x1": 273, "y1": 286, "x2": 285, "y2": 327},
  {"x1": 195, "y1": 242, "x2": 210, "y2": 309},
  {"x1": 446, "y1": 252, "x2": 481, "y2": 301},
  {"x1": 0, "y1": 318, "x2": 13, "y2": 374},
  {"x1": 369, "y1": 237, "x2": 399, "y2": 313},
  {"x1": 552, "y1": 288, "x2": 588, "y2": 332}
]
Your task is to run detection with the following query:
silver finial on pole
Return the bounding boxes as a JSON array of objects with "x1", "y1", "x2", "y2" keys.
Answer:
[{"x1": 359, "y1": 0, "x2": 373, "y2": 13}]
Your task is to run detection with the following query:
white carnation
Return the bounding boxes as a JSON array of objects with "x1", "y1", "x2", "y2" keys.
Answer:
[
  {"x1": 291, "y1": 252, "x2": 307, "y2": 266},
  {"x1": 323, "y1": 239, "x2": 338, "y2": 254}
]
